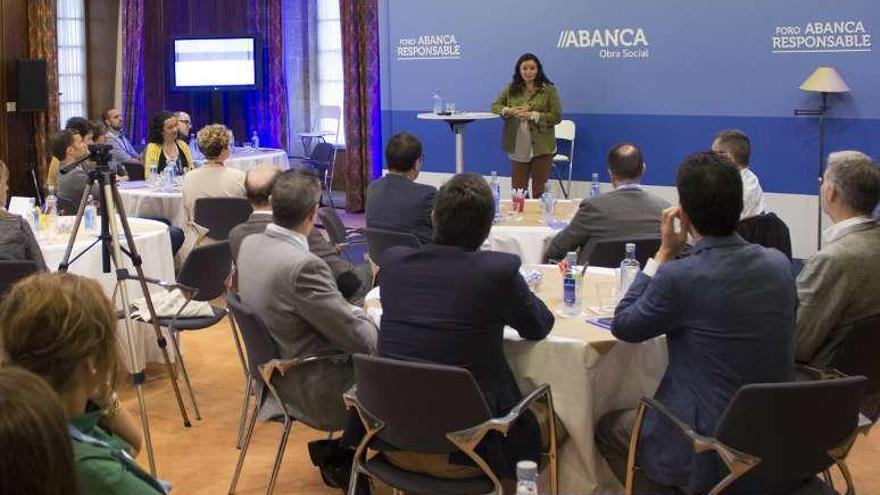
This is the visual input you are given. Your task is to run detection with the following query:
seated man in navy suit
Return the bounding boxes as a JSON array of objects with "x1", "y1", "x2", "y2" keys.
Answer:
[
  {"x1": 365, "y1": 132, "x2": 436, "y2": 244},
  {"x1": 369, "y1": 173, "x2": 554, "y2": 481},
  {"x1": 596, "y1": 152, "x2": 798, "y2": 494}
]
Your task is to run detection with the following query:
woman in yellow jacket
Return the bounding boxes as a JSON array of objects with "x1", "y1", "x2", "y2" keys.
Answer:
[
  {"x1": 491, "y1": 53, "x2": 562, "y2": 198},
  {"x1": 143, "y1": 111, "x2": 193, "y2": 180}
]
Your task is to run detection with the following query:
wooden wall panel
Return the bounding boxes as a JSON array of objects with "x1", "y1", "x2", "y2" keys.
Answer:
[
  {"x1": 0, "y1": 0, "x2": 38, "y2": 197},
  {"x1": 86, "y1": 0, "x2": 119, "y2": 119}
]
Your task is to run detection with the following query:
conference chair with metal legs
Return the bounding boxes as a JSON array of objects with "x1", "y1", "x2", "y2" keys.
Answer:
[
  {"x1": 226, "y1": 292, "x2": 348, "y2": 495},
  {"x1": 624, "y1": 377, "x2": 867, "y2": 495},
  {"x1": 345, "y1": 354, "x2": 558, "y2": 495}
]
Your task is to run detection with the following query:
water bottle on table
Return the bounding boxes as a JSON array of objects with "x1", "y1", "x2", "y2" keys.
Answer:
[
  {"x1": 490, "y1": 171, "x2": 502, "y2": 221},
  {"x1": 251, "y1": 130, "x2": 260, "y2": 150},
  {"x1": 44, "y1": 186, "x2": 59, "y2": 234},
  {"x1": 516, "y1": 460, "x2": 539, "y2": 495},
  {"x1": 432, "y1": 89, "x2": 443, "y2": 114},
  {"x1": 562, "y1": 251, "x2": 582, "y2": 317},
  {"x1": 619, "y1": 242, "x2": 641, "y2": 298},
  {"x1": 84, "y1": 194, "x2": 97, "y2": 233},
  {"x1": 540, "y1": 182, "x2": 556, "y2": 224},
  {"x1": 590, "y1": 172, "x2": 601, "y2": 198}
]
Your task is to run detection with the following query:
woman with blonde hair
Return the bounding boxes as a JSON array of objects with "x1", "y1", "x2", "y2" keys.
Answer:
[
  {"x1": 0, "y1": 366, "x2": 80, "y2": 495},
  {"x1": 0, "y1": 273, "x2": 168, "y2": 494},
  {"x1": 177, "y1": 123, "x2": 246, "y2": 261},
  {"x1": 0, "y1": 159, "x2": 47, "y2": 270}
]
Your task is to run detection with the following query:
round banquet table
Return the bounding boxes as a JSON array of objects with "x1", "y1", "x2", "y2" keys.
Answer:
[
  {"x1": 224, "y1": 147, "x2": 289, "y2": 173},
  {"x1": 487, "y1": 199, "x2": 577, "y2": 264},
  {"x1": 117, "y1": 180, "x2": 186, "y2": 229},
  {"x1": 39, "y1": 216, "x2": 177, "y2": 372},
  {"x1": 364, "y1": 265, "x2": 667, "y2": 494}
]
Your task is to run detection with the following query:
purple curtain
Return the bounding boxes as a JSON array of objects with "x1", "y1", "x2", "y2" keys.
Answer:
[
  {"x1": 120, "y1": 0, "x2": 147, "y2": 146},
  {"x1": 245, "y1": 0, "x2": 289, "y2": 151},
  {"x1": 340, "y1": 0, "x2": 381, "y2": 212}
]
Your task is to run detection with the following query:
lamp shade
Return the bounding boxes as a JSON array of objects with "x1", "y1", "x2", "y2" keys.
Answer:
[{"x1": 799, "y1": 67, "x2": 851, "y2": 93}]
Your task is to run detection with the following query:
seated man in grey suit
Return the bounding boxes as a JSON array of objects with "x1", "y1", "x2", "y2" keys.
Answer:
[
  {"x1": 796, "y1": 151, "x2": 880, "y2": 367},
  {"x1": 365, "y1": 132, "x2": 436, "y2": 244},
  {"x1": 229, "y1": 165, "x2": 371, "y2": 302},
  {"x1": 237, "y1": 169, "x2": 377, "y2": 431},
  {"x1": 103, "y1": 107, "x2": 140, "y2": 176},
  {"x1": 544, "y1": 143, "x2": 669, "y2": 264},
  {"x1": 596, "y1": 152, "x2": 799, "y2": 494}
]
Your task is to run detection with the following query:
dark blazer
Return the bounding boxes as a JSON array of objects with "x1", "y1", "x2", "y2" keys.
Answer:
[
  {"x1": 613, "y1": 234, "x2": 796, "y2": 493},
  {"x1": 0, "y1": 211, "x2": 47, "y2": 271},
  {"x1": 377, "y1": 244, "x2": 554, "y2": 478},
  {"x1": 365, "y1": 174, "x2": 436, "y2": 244},
  {"x1": 737, "y1": 212, "x2": 792, "y2": 260},
  {"x1": 544, "y1": 187, "x2": 669, "y2": 264}
]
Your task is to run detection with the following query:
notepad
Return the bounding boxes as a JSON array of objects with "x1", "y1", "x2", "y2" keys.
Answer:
[{"x1": 586, "y1": 316, "x2": 614, "y2": 330}]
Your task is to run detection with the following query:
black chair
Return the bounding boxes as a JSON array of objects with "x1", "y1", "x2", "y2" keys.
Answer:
[
  {"x1": 193, "y1": 197, "x2": 253, "y2": 241},
  {"x1": 363, "y1": 227, "x2": 420, "y2": 268},
  {"x1": 829, "y1": 313, "x2": 880, "y2": 432},
  {"x1": 624, "y1": 377, "x2": 867, "y2": 495},
  {"x1": 317, "y1": 206, "x2": 365, "y2": 261},
  {"x1": 132, "y1": 241, "x2": 233, "y2": 420},
  {"x1": 737, "y1": 212, "x2": 792, "y2": 260},
  {"x1": 0, "y1": 260, "x2": 38, "y2": 299},
  {"x1": 226, "y1": 292, "x2": 346, "y2": 495},
  {"x1": 303, "y1": 142, "x2": 337, "y2": 208},
  {"x1": 345, "y1": 354, "x2": 558, "y2": 495},
  {"x1": 587, "y1": 238, "x2": 661, "y2": 268}
]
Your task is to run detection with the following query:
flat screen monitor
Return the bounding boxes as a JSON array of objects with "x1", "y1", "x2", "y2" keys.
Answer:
[{"x1": 171, "y1": 36, "x2": 261, "y2": 91}]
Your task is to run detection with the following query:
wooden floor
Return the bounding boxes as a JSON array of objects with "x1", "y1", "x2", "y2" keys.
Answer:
[{"x1": 119, "y1": 315, "x2": 880, "y2": 495}]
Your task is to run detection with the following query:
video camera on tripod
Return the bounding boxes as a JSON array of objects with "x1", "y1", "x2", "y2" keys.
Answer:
[{"x1": 58, "y1": 143, "x2": 116, "y2": 178}]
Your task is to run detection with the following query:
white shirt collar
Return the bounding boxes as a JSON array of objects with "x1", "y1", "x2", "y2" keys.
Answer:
[
  {"x1": 265, "y1": 223, "x2": 309, "y2": 252},
  {"x1": 823, "y1": 216, "x2": 875, "y2": 245},
  {"x1": 252, "y1": 210, "x2": 272, "y2": 216}
]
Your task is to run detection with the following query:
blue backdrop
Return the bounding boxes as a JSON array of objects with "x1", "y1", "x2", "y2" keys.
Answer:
[{"x1": 378, "y1": 0, "x2": 879, "y2": 195}]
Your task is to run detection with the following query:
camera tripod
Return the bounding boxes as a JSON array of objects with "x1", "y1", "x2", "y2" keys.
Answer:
[{"x1": 57, "y1": 145, "x2": 193, "y2": 475}]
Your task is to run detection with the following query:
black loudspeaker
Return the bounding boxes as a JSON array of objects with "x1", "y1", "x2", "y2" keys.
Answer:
[{"x1": 16, "y1": 59, "x2": 48, "y2": 112}]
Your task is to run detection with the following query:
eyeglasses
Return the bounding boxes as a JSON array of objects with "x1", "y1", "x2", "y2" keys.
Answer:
[{"x1": 179, "y1": 120, "x2": 191, "y2": 125}]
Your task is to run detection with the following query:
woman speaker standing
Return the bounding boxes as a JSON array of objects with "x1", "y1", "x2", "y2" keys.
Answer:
[{"x1": 491, "y1": 53, "x2": 562, "y2": 198}]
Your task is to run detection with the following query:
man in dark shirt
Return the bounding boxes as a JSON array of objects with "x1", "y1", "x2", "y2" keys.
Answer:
[
  {"x1": 365, "y1": 133, "x2": 436, "y2": 244},
  {"x1": 374, "y1": 173, "x2": 554, "y2": 480}
]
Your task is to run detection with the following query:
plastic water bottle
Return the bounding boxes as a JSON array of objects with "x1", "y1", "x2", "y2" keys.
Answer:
[
  {"x1": 432, "y1": 89, "x2": 443, "y2": 114},
  {"x1": 83, "y1": 195, "x2": 97, "y2": 233},
  {"x1": 541, "y1": 182, "x2": 556, "y2": 224},
  {"x1": 251, "y1": 130, "x2": 260, "y2": 149},
  {"x1": 164, "y1": 165, "x2": 176, "y2": 192},
  {"x1": 490, "y1": 171, "x2": 502, "y2": 221},
  {"x1": 619, "y1": 242, "x2": 641, "y2": 297},
  {"x1": 562, "y1": 251, "x2": 581, "y2": 317},
  {"x1": 189, "y1": 133, "x2": 202, "y2": 160},
  {"x1": 45, "y1": 186, "x2": 59, "y2": 234},
  {"x1": 516, "y1": 460, "x2": 539, "y2": 495},
  {"x1": 590, "y1": 172, "x2": 601, "y2": 197}
]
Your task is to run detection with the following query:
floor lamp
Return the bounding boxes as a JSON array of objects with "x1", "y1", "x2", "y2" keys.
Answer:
[{"x1": 794, "y1": 66, "x2": 851, "y2": 251}]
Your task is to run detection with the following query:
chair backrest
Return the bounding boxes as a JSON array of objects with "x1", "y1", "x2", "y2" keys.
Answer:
[
  {"x1": 317, "y1": 206, "x2": 347, "y2": 245},
  {"x1": 125, "y1": 163, "x2": 145, "y2": 181},
  {"x1": 353, "y1": 354, "x2": 492, "y2": 454},
  {"x1": 0, "y1": 260, "x2": 38, "y2": 299},
  {"x1": 309, "y1": 142, "x2": 336, "y2": 165},
  {"x1": 554, "y1": 119, "x2": 575, "y2": 141},
  {"x1": 737, "y1": 212, "x2": 792, "y2": 260},
  {"x1": 715, "y1": 377, "x2": 867, "y2": 482},
  {"x1": 317, "y1": 104, "x2": 342, "y2": 139},
  {"x1": 587, "y1": 237, "x2": 660, "y2": 268},
  {"x1": 363, "y1": 227, "x2": 420, "y2": 265},
  {"x1": 193, "y1": 197, "x2": 253, "y2": 241},
  {"x1": 829, "y1": 313, "x2": 880, "y2": 420},
  {"x1": 226, "y1": 292, "x2": 279, "y2": 381},
  {"x1": 177, "y1": 241, "x2": 232, "y2": 301}
]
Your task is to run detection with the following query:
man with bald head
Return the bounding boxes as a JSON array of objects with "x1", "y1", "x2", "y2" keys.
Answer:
[
  {"x1": 545, "y1": 143, "x2": 670, "y2": 264},
  {"x1": 229, "y1": 164, "x2": 370, "y2": 302}
]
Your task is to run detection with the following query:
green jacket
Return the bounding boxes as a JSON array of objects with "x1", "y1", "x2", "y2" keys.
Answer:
[
  {"x1": 70, "y1": 410, "x2": 166, "y2": 494},
  {"x1": 491, "y1": 82, "x2": 562, "y2": 157}
]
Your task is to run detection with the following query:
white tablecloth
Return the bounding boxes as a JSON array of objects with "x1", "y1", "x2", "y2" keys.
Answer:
[
  {"x1": 487, "y1": 199, "x2": 576, "y2": 265},
  {"x1": 117, "y1": 181, "x2": 186, "y2": 228},
  {"x1": 364, "y1": 265, "x2": 667, "y2": 494},
  {"x1": 40, "y1": 217, "x2": 177, "y2": 371},
  {"x1": 224, "y1": 148, "x2": 289, "y2": 173}
]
